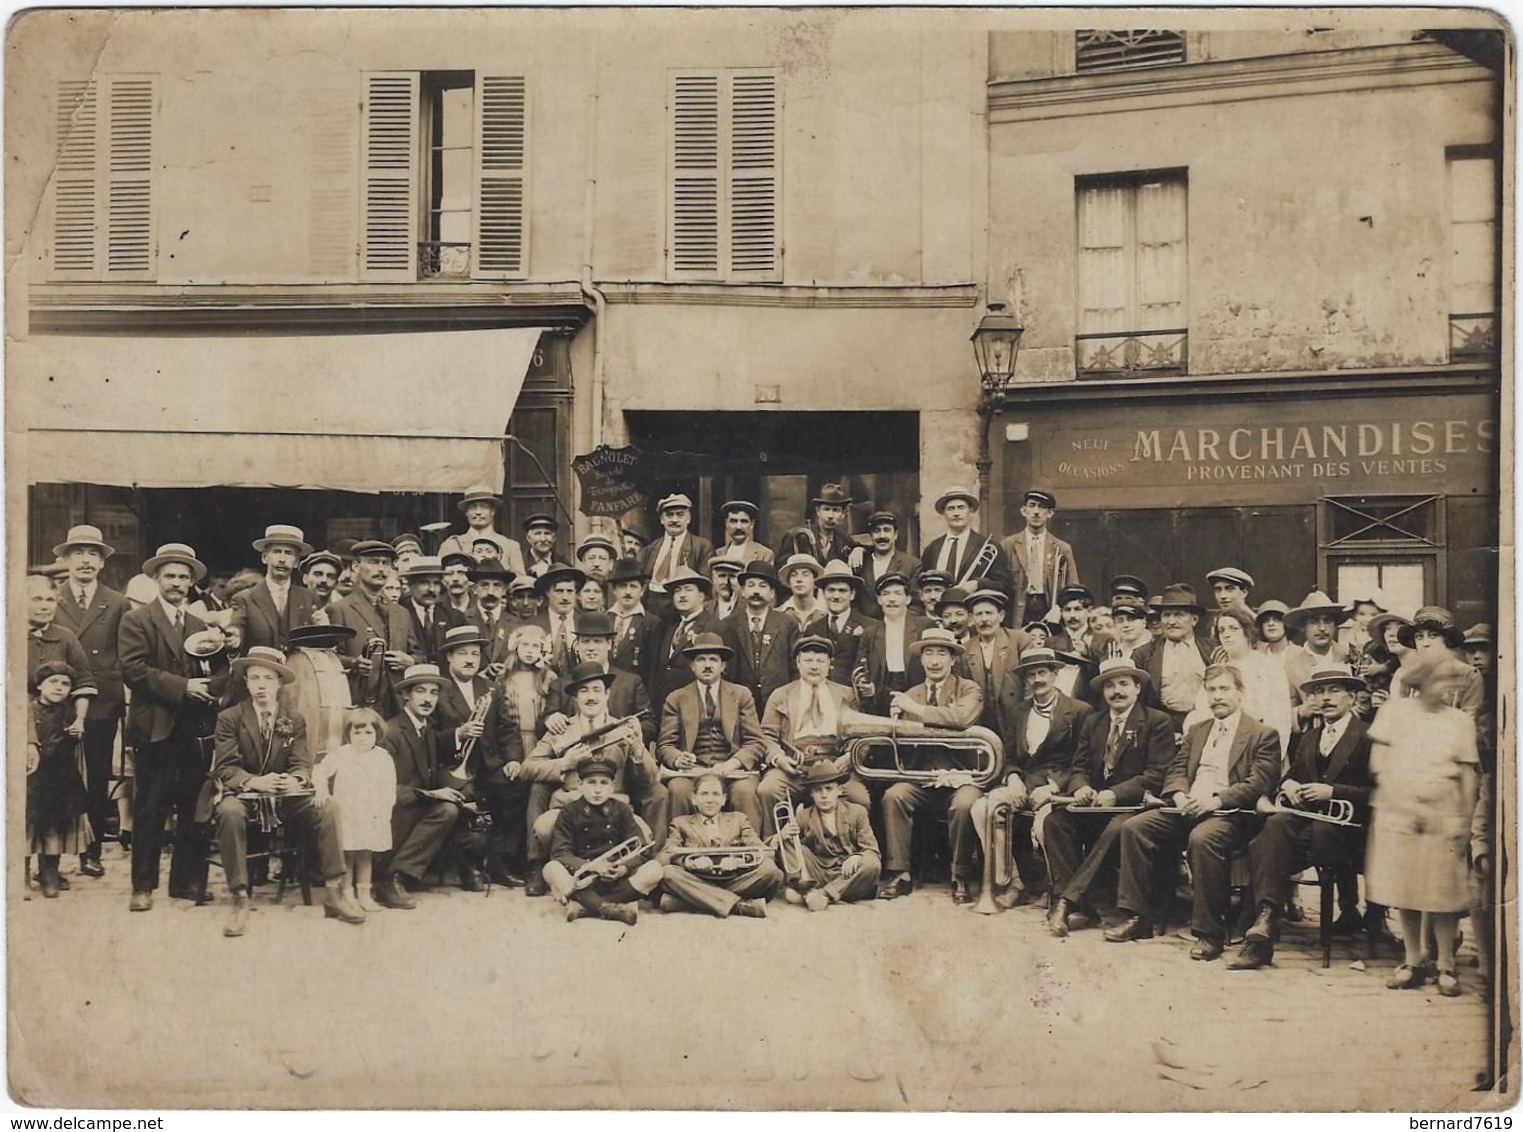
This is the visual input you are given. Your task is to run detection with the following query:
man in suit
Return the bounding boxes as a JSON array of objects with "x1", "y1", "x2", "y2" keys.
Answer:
[
  {"x1": 439, "y1": 484, "x2": 529, "y2": 577},
  {"x1": 1229, "y1": 665, "x2": 1374, "y2": 969},
  {"x1": 575, "y1": 534, "x2": 620, "y2": 583},
  {"x1": 860, "y1": 573, "x2": 930, "y2": 715},
  {"x1": 1105, "y1": 664, "x2": 1282, "y2": 960},
  {"x1": 440, "y1": 552, "x2": 478, "y2": 620},
  {"x1": 711, "y1": 499, "x2": 775, "y2": 566},
  {"x1": 657, "y1": 772, "x2": 781, "y2": 917},
  {"x1": 541, "y1": 612, "x2": 655, "y2": 745},
  {"x1": 607, "y1": 558, "x2": 657, "y2": 677},
  {"x1": 209, "y1": 647, "x2": 364, "y2": 937},
  {"x1": 400, "y1": 556, "x2": 468, "y2": 667},
  {"x1": 812, "y1": 560, "x2": 882, "y2": 690},
  {"x1": 1131, "y1": 583, "x2": 1214, "y2": 733},
  {"x1": 969, "y1": 647, "x2": 1090, "y2": 906},
  {"x1": 757, "y1": 635, "x2": 873, "y2": 832},
  {"x1": 962, "y1": 589, "x2": 1025, "y2": 745},
  {"x1": 232, "y1": 524, "x2": 319, "y2": 651},
  {"x1": 327, "y1": 539, "x2": 420, "y2": 714},
  {"x1": 853, "y1": 510, "x2": 920, "y2": 620},
  {"x1": 708, "y1": 558, "x2": 743, "y2": 622},
  {"x1": 1000, "y1": 489, "x2": 1081, "y2": 627},
  {"x1": 777, "y1": 483, "x2": 855, "y2": 566},
  {"x1": 920, "y1": 486, "x2": 1013, "y2": 599},
  {"x1": 721, "y1": 560, "x2": 796, "y2": 719},
  {"x1": 1049, "y1": 585, "x2": 1096, "y2": 659},
  {"x1": 299, "y1": 549, "x2": 344, "y2": 614},
  {"x1": 51, "y1": 524, "x2": 129, "y2": 877},
  {"x1": 1043, "y1": 656, "x2": 1176, "y2": 936},
  {"x1": 637, "y1": 492, "x2": 715, "y2": 589},
  {"x1": 656, "y1": 634, "x2": 767, "y2": 835},
  {"x1": 375, "y1": 664, "x2": 469, "y2": 909},
  {"x1": 532, "y1": 563, "x2": 584, "y2": 674},
  {"x1": 878, "y1": 628, "x2": 986, "y2": 901},
  {"x1": 468, "y1": 560, "x2": 516, "y2": 679},
  {"x1": 647, "y1": 568, "x2": 724, "y2": 712},
  {"x1": 119, "y1": 543, "x2": 224, "y2": 912},
  {"x1": 521, "y1": 514, "x2": 560, "y2": 579}
]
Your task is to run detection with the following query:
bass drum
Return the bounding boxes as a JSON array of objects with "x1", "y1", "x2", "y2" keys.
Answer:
[{"x1": 285, "y1": 647, "x2": 352, "y2": 763}]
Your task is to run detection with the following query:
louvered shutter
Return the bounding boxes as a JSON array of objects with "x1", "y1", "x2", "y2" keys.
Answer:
[
  {"x1": 361, "y1": 72, "x2": 419, "y2": 281},
  {"x1": 474, "y1": 75, "x2": 527, "y2": 279},
  {"x1": 105, "y1": 75, "x2": 155, "y2": 278},
  {"x1": 728, "y1": 72, "x2": 778, "y2": 276},
  {"x1": 53, "y1": 79, "x2": 99, "y2": 278},
  {"x1": 670, "y1": 74, "x2": 720, "y2": 275}
]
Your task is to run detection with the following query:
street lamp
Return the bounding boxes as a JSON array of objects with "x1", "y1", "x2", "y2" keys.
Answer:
[{"x1": 970, "y1": 301, "x2": 1025, "y2": 515}]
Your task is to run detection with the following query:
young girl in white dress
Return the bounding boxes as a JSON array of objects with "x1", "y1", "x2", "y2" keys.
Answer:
[{"x1": 314, "y1": 707, "x2": 397, "y2": 912}]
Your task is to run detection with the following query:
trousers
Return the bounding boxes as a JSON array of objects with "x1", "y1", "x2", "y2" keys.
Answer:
[
  {"x1": 1043, "y1": 807, "x2": 1134, "y2": 904},
  {"x1": 1248, "y1": 811, "x2": 1360, "y2": 910},
  {"x1": 542, "y1": 857, "x2": 664, "y2": 911},
  {"x1": 81, "y1": 715, "x2": 120, "y2": 858},
  {"x1": 1117, "y1": 810, "x2": 1245, "y2": 940},
  {"x1": 794, "y1": 844, "x2": 881, "y2": 903},
  {"x1": 661, "y1": 860, "x2": 783, "y2": 916},
  {"x1": 215, "y1": 792, "x2": 345, "y2": 895},
  {"x1": 130, "y1": 733, "x2": 207, "y2": 894},
  {"x1": 382, "y1": 799, "x2": 462, "y2": 881},
  {"x1": 881, "y1": 781, "x2": 982, "y2": 876}
]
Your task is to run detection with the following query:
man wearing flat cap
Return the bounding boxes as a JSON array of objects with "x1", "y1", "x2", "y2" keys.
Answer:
[
  {"x1": 1000, "y1": 489, "x2": 1080, "y2": 627},
  {"x1": 713, "y1": 500, "x2": 774, "y2": 566},
  {"x1": 778, "y1": 483, "x2": 855, "y2": 566},
  {"x1": 327, "y1": 539, "x2": 420, "y2": 714},
  {"x1": 1206, "y1": 566, "x2": 1255, "y2": 616},
  {"x1": 521, "y1": 514, "x2": 560, "y2": 579},
  {"x1": 300, "y1": 550, "x2": 344, "y2": 617},
  {"x1": 637, "y1": 493, "x2": 714, "y2": 588},
  {"x1": 439, "y1": 484, "x2": 528, "y2": 576},
  {"x1": 921, "y1": 486, "x2": 1013, "y2": 597},
  {"x1": 233, "y1": 524, "x2": 320, "y2": 652},
  {"x1": 854, "y1": 510, "x2": 920, "y2": 621}
]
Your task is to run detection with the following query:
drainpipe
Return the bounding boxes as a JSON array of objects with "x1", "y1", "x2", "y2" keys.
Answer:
[{"x1": 579, "y1": 27, "x2": 612, "y2": 536}]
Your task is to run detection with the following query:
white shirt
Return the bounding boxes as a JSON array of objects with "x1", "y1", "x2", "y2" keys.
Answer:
[
  {"x1": 936, "y1": 534, "x2": 962, "y2": 576},
  {"x1": 1025, "y1": 531, "x2": 1047, "y2": 593},
  {"x1": 1190, "y1": 711, "x2": 1240, "y2": 806},
  {"x1": 72, "y1": 581, "x2": 97, "y2": 609},
  {"x1": 1025, "y1": 697, "x2": 1056, "y2": 753},
  {"x1": 266, "y1": 577, "x2": 290, "y2": 613},
  {"x1": 884, "y1": 615, "x2": 907, "y2": 672},
  {"x1": 404, "y1": 709, "x2": 428, "y2": 737},
  {"x1": 454, "y1": 678, "x2": 478, "y2": 712},
  {"x1": 1160, "y1": 639, "x2": 1206, "y2": 711},
  {"x1": 158, "y1": 596, "x2": 188, "y2": 630},
  {"x1": 1318, "y1": 712, "x2": 1351, "y2": 758}
]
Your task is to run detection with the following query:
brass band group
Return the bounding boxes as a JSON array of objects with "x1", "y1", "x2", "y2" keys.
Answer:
[{"x1": 26, "y1": 481, "x2": 1497, "y2": 994}]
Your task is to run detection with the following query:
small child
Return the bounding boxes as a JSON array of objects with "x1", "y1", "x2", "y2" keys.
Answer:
[
  {"x1": 545, "y1": 755, "x2": 662, "y2": 924},
  {"x1": 777, "y1": 759, "x2": 881, "y2": 911},
  {"x1": 28, "y1": 663, "x2": 93, "y2": 898},
  {"x1": 503, "y1": 625, "x2": 555, "y2": 755},
  {"x1": 314, "y1": 707, "x2": 398, "y2": 912}
]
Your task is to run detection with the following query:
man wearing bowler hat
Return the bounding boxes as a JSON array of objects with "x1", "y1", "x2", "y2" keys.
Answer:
[
  {"x1": 637, "y1": 493, "x2": 715, "y2": 588},
  {"x1": 210, "y1": 647, "x2": 366, "y2": 936},
  {"x1": 439, "y1": 484, "x2": 528, "y2": 577},
  {"x1": 607, "y1": 558, "x2": 657, "y2": 677},
  {"x1": 648, "y1": 567, "x2": 725, "y2": 711},
  {"x1": 51, "y1": 524, "x2": 129, "y2": 878},
  {"x1": 521, "y1": 514, "x2": 560, "y2": 578},
  {"x1": 401, "y1": 556, "x2": 468, "y2": 667},
  {"x1": 921, "y1": 485, "x2": 1013, "y2": 596},
  {"x1": 778, "y1": 483, "x2": 855, "y2": 566},
  {"x1": 721, "y1": 560, "x2": 797, "y2": 715},
  {"x1": 233, "y1": 525, "x2": 319, "y2": 651},
  {"x1": 1131, "y1": 583, "x2": 1213, "y2": 732},
  {"x1": 327, "y1": 539, "x2": 420, "y2": 713},
  {"x1": 855, "y1": 510, "x2": 920, "y2": 620},
  {"x1": 713, "y1": 499, "x2": 774, "y2": 565},
  {"x1": 541, "y1": 611, "x2": 656, "y2": 745},
  {"x1": 534, "y1": 562, "x2": 587, "y2": 673},
  {"x1": 468, "y1": 560, "x2": 517, "y2": 677},
  {"x1": 1001, "y1": 489, "x2": 1080, "y2": 627}
]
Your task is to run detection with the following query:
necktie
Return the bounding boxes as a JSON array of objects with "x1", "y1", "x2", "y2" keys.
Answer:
[
  {"x1": 803, "y1": 684, "x2": 824, "y2": 731},
  {"x1": 928, "y1": 682, "x2": 940, "y2": 708},
  {"x1": 1104, "y1": 717, "x2": 1124, "y2": 772},
  {"x1": 260, "y1": 710, "x2": 272, "y2": 742},
  {"x1": 74, "y1": 588, "x2": 88, "y2": 611},
  {"x1": 703, "y1": 684, "x2": 716, "y2": 720},
  {"x1": 1320, "y1": 725, "x2": 1337, "y2": 757},
  {"x1": 653, "y1": 538, "x2": 676, "y2": 584},
  {"x1": 946, "y1": 537, "x2": 960, "y2": 578},
  {"x1": 835, "y1": 615, "x2": 846, "y2": 635},
  {"x1": 173, "y1": 608, "x2": 185, "y2": 639}
]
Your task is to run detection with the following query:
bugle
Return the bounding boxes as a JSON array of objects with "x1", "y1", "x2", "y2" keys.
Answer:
[
  {"x1": 358, "y1": 634, "x2": 387, "y2": 707},
  {"x1": 571, "y1": 837, "x2": 648, "y2": 890},
  {"x1": 667, "y1": 846, "x2": 769, "y2": 879},
  {"x1": 774, "y1": 798, "x2": 806, "y2": 880},
  {"x1": 972, "y1": 793, "x2": 1017, "y2": 915},
  {"x1": 842, "y1": 719, "x2": 1004, "y2": 789}
]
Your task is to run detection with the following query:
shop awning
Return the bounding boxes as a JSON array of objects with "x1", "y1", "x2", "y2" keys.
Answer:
[{"x1": 11, "y1": 327, "x2": 545, "y2": 493}]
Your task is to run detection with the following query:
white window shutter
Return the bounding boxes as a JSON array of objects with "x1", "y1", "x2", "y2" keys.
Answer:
[
  {"x1": 1078, "y1": 184, "x2": 1128, "y2": 334},
  {"x1": 728, "y1": 72, "x2": 778, "y2": 276},
  {"x1": 105, "y1": 75, "x2": 155, "y2": 278},
  {"x1": 53, "y1": 79, "x2": 99, "y2": 278},
  {"x1": 670, "y1": 73, "x2": 720, "y2": 275},
  {"x1": 361, "y1": 72, "x2": 419, "y2": 281},
  {"x1": 474, "y1": 75, "x2": 527, "y2": 279},
  {"x1": 1449, "y1": 155, "x2": 1496, "y2": 314},
  {"x1": 1134, "y1": 177, "x2": 1186, "y2": 330}
]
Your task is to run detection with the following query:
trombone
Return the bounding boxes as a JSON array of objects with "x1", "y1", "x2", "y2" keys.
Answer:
[{"x1": 773, "y1": 798, "x2": 806, "y2": 881}]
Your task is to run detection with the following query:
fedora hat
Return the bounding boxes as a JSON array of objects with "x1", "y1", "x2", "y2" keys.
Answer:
[
  {"x1": 440, "y1": 624, "x2": 490, "y2": 654},
  {"x1": 909, "y1": 626, "x2": 964, "y2": 657},
  {"x1": 574, "y1": 611, "x2": 616, "y2": 638},
  {"x1": 394, "y1": 663, "x2": 445, "y2": 693},
  {"x1": 522, "y1": 513, "x2": 558, "y2": 533},
  {"x1": 1397, "y1": 606, "x2": 1464, "y2": 649},
  {"x1": 183, "y1": 628, "x2": 226, "y2": 660},
  {"x1": 811, "y1": 483, "x2": 853, "y2": 507},
  {"x1": 230, "y1": 646, "x2": 295, "y2": 685},
  {"x1": 1089, "y1": 654, "x2": 1151, "y2": 693},
  {"x1": 457, "y1": 485, "x2": 503, "y2": 512},
  {"x1": 287, "y1": 623, "x2": 357, "y2": 651},
  {"x1": 1298, "y1": 665, "x2": 1366, "y2": 695},
  {"x1": 936, "y1": 585, "x2": 974, "y2": 612},
  {"x1": 1016, "y1": 647, "x2": 1066, "y2": 674},
  {"x1": 1022, "y1": 489, "x2": 1057, "y2": 510},
  {"x1": 252, "y1": 524, "x2": 312, "y2": 557},
  {"x1": 142, "y1": 543, "x2": 208, "y2": 584},
  {"x1": 608, "y1": 558, "x2": 651, "y2": 585},
  {"x1": 534, "y1": 563, "x2": 588, "y2": 594},
  {"x1": 1109, "y1": 574, "x2": 1149, "y2": 600},
  {"x1": 403, "y1": 555, "x2": 446, "y2": 580},
  {"x1": 1205, "y1": 567, "x2": 1255, "y2": 590},
  {"x1": 1152, "y1": 583, "x2": 1205, "y2": 615},
  {"x1": 469, "y1": 561, "x2": 515, "y2": 584},
  {"x1": 350, "y1": 539, "x2": 396, "y2": 561},
  {"x1": 52, "y1": 524, "x2": 116, "y2": 559},
  {"x1": 934, "y1": 485, "x2": 979, "y2": 513},
  {"x1": 803, "y1": 758, "x2": 848, "y2": 788},
  {"x1": 779, "y1": 553, "x2": 824, "y2": 582},
  {"x1": 680, "y1": 632, "x2": 734, "y2": 661},
  {"x1": 575, "y1": 535, "x2": 619, "y2": 562},
  {"x1": 564, "y1": 661, "x2": 617, "y2": 696},
  {"x1": 815, "y1": 560, "x2": 863, "y2": 591},
  {"x1": 662, "y1": 565, "x2": 712, "y2": 595},
  {"x1": 720, "y1": 499, "x2": 760, "y2": 520},
  {"x1": 657, "y1": 493, "x2": 694, "y2": 513},
  {"x1": 1284, "y1": 590, "x2": 1351, "y2": 631},
  {"x1": 792, "y1": 634, "x2": 835, "y2": 659}
]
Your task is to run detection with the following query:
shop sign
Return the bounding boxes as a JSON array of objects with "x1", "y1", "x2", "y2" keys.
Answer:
[{"x1": 574, "y1": 445, "x2": 646, "y2": 517}]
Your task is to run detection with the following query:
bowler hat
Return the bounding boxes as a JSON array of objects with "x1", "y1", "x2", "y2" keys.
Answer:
[
  {"x1": 1397, "y1": 606, "x2": 1464, "y2": 650},
  {"x1": 287, "y1": 623, "x2": 357, "y2": 651},
  {"x1": 142, "y1": 543, "x2": 208, "y2": 584},
  {"x1": 720, "y1": 500, "x2": 760, "y2": 520},
  {"x1": 565, "y1": 661, "x2": 616, "y2": 696},
  {"x1": 440, "y1": 625, "x2": 490, "y2": 654},
  {"x1": 522, "y1": 513, "x2": 558, "y2": 533},
  {"x1": 1206, "y1": 567, "x2": 1255, "y2": 590},
  {"x1": 1022, "y1": 489, "x2": 1057, "y2": 510},
  {"x1": 936, "y1": 585, "x2": 974, "y2": 612},
  {"x1": 1089, "y1": 654, "x2": 1151, "y2": 693},
  {"x1": 1298, "y1": 665, "x2": 1366, "y2": 695},
  {"x1": 231, "y1": 646, "x2": 295, "y2": 685},
  {"x1": 574, "y1": 611, "x2": 616, "y2": 637},
  {"x1": 1152, "y1": 583, "x2": 1205, "y2": 615},
  {"x1": 469, "y1": 561, "x2": 515, "y2": 584},
  {"x1": 252, "y1": 524, "x2": 313, "y2": 557},
  {"x1": 394, "y1": 663, "x2": 444, "y2": 693},
  {"x1": 534, "y1": 563, "x2": 588, "y2": 594},
  {"x1": 52, "y1": 524, "x2": 116, "y2": 559},
  {"x1": 680, "y1": 632, "x2": 734, "y2": 661},
  {"x1": 792, "y1": 634, "x2": 835, "y2": 659},
  {"x1": 608, "y1": 558, "x2": 651, "y2": 585},
  {"x1": 909, "y1": 627, "x2": 964, "y2": 657},
  {"x1": 934, "y1": 486, "x2": 979, "y2": 513},
  {"x1": 736, "y1": 559, "x2": 785, "y2": 594},
  {"x1": 815, "y1": 560, "x2": 863, "y2": 591},
  {"x1": 803, "y1": 759, "x2": 848, "y2": 788},
  {"x1": 1284, "y1": 590, "x2": 1351, "y2": 632},
  {"x1": 458, "y1": 485, "x2": 503, "y2": 512}
]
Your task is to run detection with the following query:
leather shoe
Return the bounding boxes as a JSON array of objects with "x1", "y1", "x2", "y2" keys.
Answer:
[
  {"x1": 1046, "y1": 897, "x2": 1073, "y2": 937},
  {"x1": 1244, "y1": 902, "x2": 1277, "y2": 943},
  {"x1": 38, "y1": 865, "x2": 60, "y2": 899},
  {"x1": 600, "y1": 902, "x2": 638, "y2": 925},
  {"x1": 525, "y1": 873, "x2": 549, "y2": 897},
  {"x1": 1190, "y1": 935, "x2": 1224, "y2": 961},
  {"x1": 951, "y1": 880, "x2": 974, "y2": 906},
  {"x1": 323, "y1": 888, "x2": 367, "y2": 925},
  {"x1": 1227, "y1": 940, "x2": 1272, "y2": 970},
  {"x1": 877, "y1": 873, "x2": 913, "y2": 900},
  {"x1": 372, "y1": 877, "x2": 417, "y2": 911},
  {"x1": 78, "y1": 857, "x2": 105, "y2": 878},
  {"x1": 128, "y1": 890, "x2": 153, "y2": 913},
  {"x1": 223, "y1": 894, "x2": 249, "y2": 938},
  {"x1": 458, "y1": 867, "x2": 484, "y2": 893},
  {"x1": 488, "y1": 865, "x2": 526, "y2": 888},
  {"x1": 1331, "y1": 909, "x2": 1364, "y2": 936},
  {"x1": 1104, "y1": 915, "x2": 1154, "y2": 943},
  {"x1": 732, "y1": 898, "x2": 767, "y2": 919},
  {"x1": 1283, "y1": 896, "x2": 1305, "y2": 923}
]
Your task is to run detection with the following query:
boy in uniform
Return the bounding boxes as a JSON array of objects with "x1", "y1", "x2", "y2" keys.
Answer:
[{"x1": 545, "y1": 753, "x2": 664, "y2": 925}]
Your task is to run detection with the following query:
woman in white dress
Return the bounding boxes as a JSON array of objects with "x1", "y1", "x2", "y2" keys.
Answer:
[
  {"x1": 1184, "y1": 608, "x2": 1293, "y2": 758},
  {"x1": 314, "y1": 707, "x2": 397, "y2": 912}
]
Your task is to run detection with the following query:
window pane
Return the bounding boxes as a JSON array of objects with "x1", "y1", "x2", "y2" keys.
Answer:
[
  {"x1": 440, "y1": 86, "x2": 473, "y2": 148},
  {"x1": 438, "y1": 209, "x2": 471, "y2": 245},
  {"x1": 439, "y1": 148, "x2": 474, "y2": 213}
]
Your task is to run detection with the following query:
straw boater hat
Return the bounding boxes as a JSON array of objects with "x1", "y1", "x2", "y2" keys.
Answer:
[
  {"x1": 1205, "y1": 567, "x2": 1255, "y2": 590},
  {"x1": 1152, "y1": 583, "x2": 1206, "y2": 615},
  {"x1": 909, "y1": 626, "x2": 964, "y2": 657},
  {"x1": 663, "y1": 565, "x2": 712, "y2": 595},
  {"x1": 934, "y1": 486, "x2": 979, "y2": 513},
  {"x1": 1015, "y1": 646, "x2": 1065, "y2": 673},
  {"x1": 183, "y1": 628, "x2": 226, "y2": 659},
  {"x1": 815, "y1": 560, "x2": 863, "y2": 592},
  {"x1": 534, "y1": 563, "x2": 588, "y2": 594},
  {"x1": 1089, "y1": 654, "x2": 1151, "y2": 693},
  {"x1": 1298, "y1": 665, "x2": 1365, "y2": 695},
  {"x1": 1283, "y1": 590, "x2": 1351, "y2": 632},
  {"x1": 394, "y1": 663, "x2": 445, "y2": 693},
  {"x1": 440, "y1": 625, "x2": 490, "y2": 654},
  {"x1": 680, "y1": 632, "x2": 733, "y2": 661},
  {"x1": 779, "y1": 553, "x2": 825, "y2": 582},
  {"x1": 252, "y1": 524, "x2": 313, "y2": 557},
  {"x1": 403, "y1": 555, "x2": 446, "y2": 580},
  {"x1": 1396, "y1": 606, "x2": 1465, "y2": 650},
  {"x1": 231, "y1": 646, "x2": 295, "y2": 685},
  {"x1": 286, "y1": 623, "x2": 357, "y2": 651},
  {"x1": 52, "y1": 524, "x2": 116, "y2": 559},
  {"x1": 792, "y1": 634, "x2": 834, "y2": 659},
  {"x1": 458, "y1": 484, "x2": 503, "y2": 512},
  {"x1": 142, "y1": 543, "x2": 208, "y2": 583}
]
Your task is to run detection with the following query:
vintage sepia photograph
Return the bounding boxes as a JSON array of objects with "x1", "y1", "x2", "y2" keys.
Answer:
[{"x1": 3, "y1": 4, "x2": 1514, "y2": 1114}]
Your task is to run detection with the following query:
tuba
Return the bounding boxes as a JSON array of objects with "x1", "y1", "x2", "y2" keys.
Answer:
[{"x1": 841, "y1": 718, "x2": 1004, "y2": 789}]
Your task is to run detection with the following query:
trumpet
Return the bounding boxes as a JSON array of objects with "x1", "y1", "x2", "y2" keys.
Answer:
[
  {"x1": 667, "y1": 846, "x2": 769, "y2": 879},
  {"x1": 774, "y1": 798, "x2": 806, "y2": 880},
  {"x1": 841, "y1": 719, "x2": 1004, "y2": 789},
  {"x1": 572, "y1": 837, "x2": 648, "y2": 890},
  {"x1": 972, "y1": 793, "x2": 1018, "y2": 915},
  {"x1": 851, "y1": 655, "x2": 875, "y2": 701},
  {"x1": 447, "y1": 694, "x2": 494, "y2": 779}
]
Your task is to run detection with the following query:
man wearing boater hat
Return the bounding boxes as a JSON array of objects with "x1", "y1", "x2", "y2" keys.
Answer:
[
  {"x1": 1001, "y1": 489, "x2": 1080, "y2": 627},
  {"x1": 233, "y1": 525, "x2": 320, "y2": 651},
  {"x1": 1282, "y1": 591, "x2": 1351, "y2": 725},
  {"x1": 400, "y1": 555, "x2": 469, "y2": 667},
  {"x1": 712, "y1": 499, "x2": 774, "y2": 565},
  {"x1": 812, "y1": 560, "x2": 883, "y2": 690},
  {"x1": 439, "y1": 483, "x2": 528, "y2": 577},
  {"x1": 327, "y1": 539, "x2": 420, "y2": 713},
  {"x1": 119, "y1": 543, "x2": 225, "y2": 911},
  {"x1": 777, "y1": 483, "x2": 855, "y2": 566},
  {"x1": 210, "y1": 647, "x2": 366, "y2": 936},
  {"x1": 722, "y1": 560, "x2": 797, "y2": 713},
  {"x1": 921, "y1": 485, "x2": 1013, "y2": 596}
]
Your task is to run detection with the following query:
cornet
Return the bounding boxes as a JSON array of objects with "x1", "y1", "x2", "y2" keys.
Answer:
[
  {"x1": 447, "y1": 693, "x2": 494, "y2": 778},
  {"x1": 572, "y1": 837, "x2": 648, "y2": 890},
  {"x1": 667, "y1": 846, "x2": 769, "y2": 879}
]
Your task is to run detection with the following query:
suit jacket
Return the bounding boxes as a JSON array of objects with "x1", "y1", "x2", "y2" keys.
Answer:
[
  {"x1": 119, "y1": 601, "x2": 214, "y2": 746},
  {"x1": 962, "y1": 628, "x2": 1025, "y2": 743},
  {"x1": 637, "y1": 532, "x2": 715, "y2": 580},
  {"x1": 544, "y1": 665, "x2": 655, "y2": 744},
  {"x1": 721, "y1": 607, "x2": 797, "y2": 714},
  {"x1": 760, "y1": 679, "x2": 859, "y2": 761},
  {"x1": 796, "y1": 798, "x2": 880, "y2": 863},
  {"x1": 999, "y1": 529, "x2": 1080, "y2": 627},
  {"x1": 903, "y1": 674, "x2": 984, "y2": 730},
  {"x1": 1132, "y1": 636, "x2": 1214, "y2": 714},
  {"x1": 1007, "y1": 691, "x2": 1090, "y2": 789},
  {"x1": 711, "y1": 540, "x2": 775, "y2": 566},
  {"x1": 657, "y1": 810, "x2": 763, "y2": 864},
  {"x1": 232, "y1": 581, "x2": 319, "y2": 652},
  {"x1": 472, "y1": 606, "x2": 517, "y2": 671},
  {"x1": 52, "y1": 583, "x2": 129, "y2": 717},
  {"x1": 813, "y1": 610, "x2": 883, "y2": 688},
  {"x1": 777, "y1": 523, "x2": 853, "y2": 565},
  {"x1": 647, "y1": 610, "x2": 725, "y2": 710},
  {"x1": 863, "y1": 612, "x2": 932, "y2": 712},
  {"x1": 1284, "y1": 715, "x2": 1373, "y2": 818},
  {"x1": 855, "y1": 549, "x2": 922, "y2": 619},
  {"x1": 1064, "y1": 701, "x2": 1175, "y2": 805},
  {"x1": 609, "y1": 607, "x2": 659, "y2": 677},
  {"x1": 920, "y1": 530, "x2": 1014, "y2": 596},
  {"x1": 402, "y1": 600, "x2": 468, "y2": 667},
  {"x1": 327, "y1": 590, "x2": 423, "y2": 710},
  {"x1": 385, "y1": 712, "x2": 450, "y2": 805},
  {"x1": 211, "y1": 700, "x2": 312, "y2": 789},
  {"x1": 431, "y1": 674, "x2": 513, "y2": 785},
  {"x1": 1165, "y1": 712, "x2": 1282, "y2": 811},
  {"x1": 657, "y1": 679, "x2": 767, "y2": 770}
]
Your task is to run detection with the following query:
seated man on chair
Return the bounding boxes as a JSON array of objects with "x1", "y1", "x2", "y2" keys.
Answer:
[
  {"x1": 211, "y1": 646, "x2": 366, "y2": 937},
  {"x1": 1229, "y1": 665, "x2": 1372, "y2": 970},
  {"x1": 657, "y1": 772, "x2": 781, "y2": 918}
]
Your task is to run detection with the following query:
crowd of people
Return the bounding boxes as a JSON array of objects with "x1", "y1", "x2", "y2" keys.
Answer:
[{"x1": 23, "y1": 481, "x2": 1499, "y2": 994}]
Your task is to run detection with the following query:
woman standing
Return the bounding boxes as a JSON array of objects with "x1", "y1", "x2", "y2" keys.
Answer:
[
  {"x1": 1365, "y1": 653, "x2": 1480, "y2": 996},
  {"x1": 1184, "y1": 608, "x2": 1293, "y2": 757}
]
